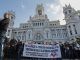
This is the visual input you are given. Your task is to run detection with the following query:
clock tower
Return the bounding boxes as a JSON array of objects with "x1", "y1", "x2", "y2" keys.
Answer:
[{"x1": 36, "y1": 4, "x2": 44, "y2": 16}]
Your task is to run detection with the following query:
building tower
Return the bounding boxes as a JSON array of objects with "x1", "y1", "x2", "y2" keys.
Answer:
[
  {"x1": 36, "y1": 4, "x2": 44, "y2": 16},
  {"x1": 63, "y1": 4, "x2": 80, "y2": 41},
  {"x1": 35, "y1": 4, "x2": 48, "y2": 19},
  {"x1": 63, "y1": 4, "x2": 75, "y2": 19}
]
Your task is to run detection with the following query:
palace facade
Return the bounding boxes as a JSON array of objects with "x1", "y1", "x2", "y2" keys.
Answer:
[{"x1": 6, "y1": 4, "x2": 80, "y2": 44}]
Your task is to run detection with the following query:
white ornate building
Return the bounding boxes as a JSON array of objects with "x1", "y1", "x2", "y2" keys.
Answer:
[{"x1": 6, "y1": 4, "x2": 80, "y2": 44}]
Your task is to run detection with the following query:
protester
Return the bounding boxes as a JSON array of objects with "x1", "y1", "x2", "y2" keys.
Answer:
[
  {"x1": 3, "y1": 39, "x2": 80, "y2": 60},
  {"x1": 3, "y1": 39, "x2": 24, "y2": 60},
  {"x1": 3, "y1": 43, "x2": 10, "y2": 60},
  {"x1": 16, "y1": 40, "x2": 23, "y2": 60},
  {"x1": 60, "y1": 42, "x2": 80, "y2": 59}
]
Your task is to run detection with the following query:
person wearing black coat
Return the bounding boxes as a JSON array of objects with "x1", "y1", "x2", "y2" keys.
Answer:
[
  {"x1": 16, "y1": 41, "x2": 23, "y2": 60},
  {"x1": 60, "y1": 44, "x2": 65, "y2": 58}
]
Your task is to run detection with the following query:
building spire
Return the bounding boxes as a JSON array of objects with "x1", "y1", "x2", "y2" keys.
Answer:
[
  {"x1": 68, "y1": 3, "x2": 71, "y2": 8},
  {"x1": 65, "y1": 4, "x2": 67, "y2": 7}
]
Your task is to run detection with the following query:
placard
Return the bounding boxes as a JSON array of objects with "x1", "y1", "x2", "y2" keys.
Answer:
[{"x1": 23, "y1": 44, "x2": 61, "y2": 58}]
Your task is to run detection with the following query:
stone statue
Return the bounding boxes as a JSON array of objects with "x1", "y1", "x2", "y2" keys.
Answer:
[{"x1": 0, "y1": 11, "x2": 15, "y2": 60}]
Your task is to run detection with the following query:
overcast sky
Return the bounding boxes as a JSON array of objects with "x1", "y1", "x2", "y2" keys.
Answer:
[{"x1": 0, "y1": 0, "x2": 80, "y2": 27}]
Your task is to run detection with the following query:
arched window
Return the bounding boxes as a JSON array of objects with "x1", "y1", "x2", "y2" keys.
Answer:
[
  {"x1": 40, "y1": 23, "x2": 41, "y2": 26},
  {"x1": 73, "y1": 24, "x2": 77, "y2": 34},
  {"x1": 68, "y1": 26, "x2": 72, "y2": 35},
  {"x1": 38, "y1": 23, "x2": 39, "y2": 26},
  {"x1": 38, "y1": 10, "x2": 42, "y2": 15},
  {"x1": 42, "y1": 23, "x2": 44, "y2": 26},
  {"x1": 28, "y1": 32, "x2": 30, "y2": 39},
  {"x1": 46, "y1": 32, "x2": 48, "y2": 38},
  {"x1": 27, "y1": 30, "x2": 32, "y2": 39},
  {"x1": 22, "y1": 31, "x2": 26, "y2": 40},
  {"x1": 35, "y1": 33, "x2": 43, "y2": 40},
  {"x1": 69, "y1": 10, "x2": 71, "y2": 13},
  {"x1": 36, "y1": 23, "x2": 37, "y2": 26}
]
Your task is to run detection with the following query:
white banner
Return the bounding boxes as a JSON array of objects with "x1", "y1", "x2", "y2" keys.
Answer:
[{"x1": 23, "y1": 44, "x2": 61, "y2": 58}]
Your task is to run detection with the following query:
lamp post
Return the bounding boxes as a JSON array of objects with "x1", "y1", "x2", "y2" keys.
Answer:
[{"x1": 0, "y1": 11, "x2": 15, "y2": 60}]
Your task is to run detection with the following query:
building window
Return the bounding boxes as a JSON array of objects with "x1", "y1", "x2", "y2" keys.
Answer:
[
  {"x1": 68, "y1": 26, "x2": 72, "y2": 35},
  {"x1": 70, "y1": 31, "x2": 72, "y2": 35},
  {"x1": 28, "y1": 33, "x2": 30, "y2": 39},
  {"x1": 35, "y1": 33, "x2": 42, "y2": 40},
  {"x1": 79, "y1": 16, "x2": 80, "y2": 19},
  {"x1": 73, "y1": 24, "x2": 77, "y2": 34},
  {"x1": 38, "y1": 10, "x2": 42, "y2": 15},
  {"x1": 22, "y1": 36, "x2": 23, "y2": 40},
  {"x1": 69, "y1": 10, "x2": 71, "y2": 13},
  {"x1": 42, "y1": 23, "x2": 43, "y2": 26},
  {"x1": 68, "y1": 26, "x2": 70, "y2": 28},
  {"x1": 70, "y1": 16, "x2": 71, "y2": 17},
  {"x1": 50, "y1": 24, "x2": 52, "y2": 26},
  {"x1": 33, "y1": 23, "x2": 35, "y2": 26},
  {"x1": 65, "y1": 11, "x2": 67, "y2": 14},
  {"x1": 36, "y1": 23, "x2": 37, "y2": 26},
  {"x1": 52, "y1": 34, "x2": 56, "y2": 38},
  {"x1": 51, "y1": 29, "x2": 55, "y2": 31},
  {"x1": 38, "y1": 23, "x2": 39, "y2": 26},
  {"x1": 46, "y1": 32, "x2": 48, "y2": 38},
  {"x1": 15, "y1": 32, "x2": 17, "y2": 34},
  {"x1": 40, "y1": 23, "x2": 41, "y2": 26}
]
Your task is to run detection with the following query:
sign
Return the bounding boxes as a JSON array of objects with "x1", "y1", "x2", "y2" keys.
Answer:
[{"x1": 23, "y1": 44, "x2": 61, "y2": 58}]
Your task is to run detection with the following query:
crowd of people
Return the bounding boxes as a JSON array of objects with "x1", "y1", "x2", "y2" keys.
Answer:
[
  {"x1": 2, "y1": 38, "x2": 80, "y2": 60},
  {"x1": 60, "y1": 42, "x2": 80, "y2": 59},
  {"x1": 3, "y1": 39, "x2": 24, "y2": 60}
]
